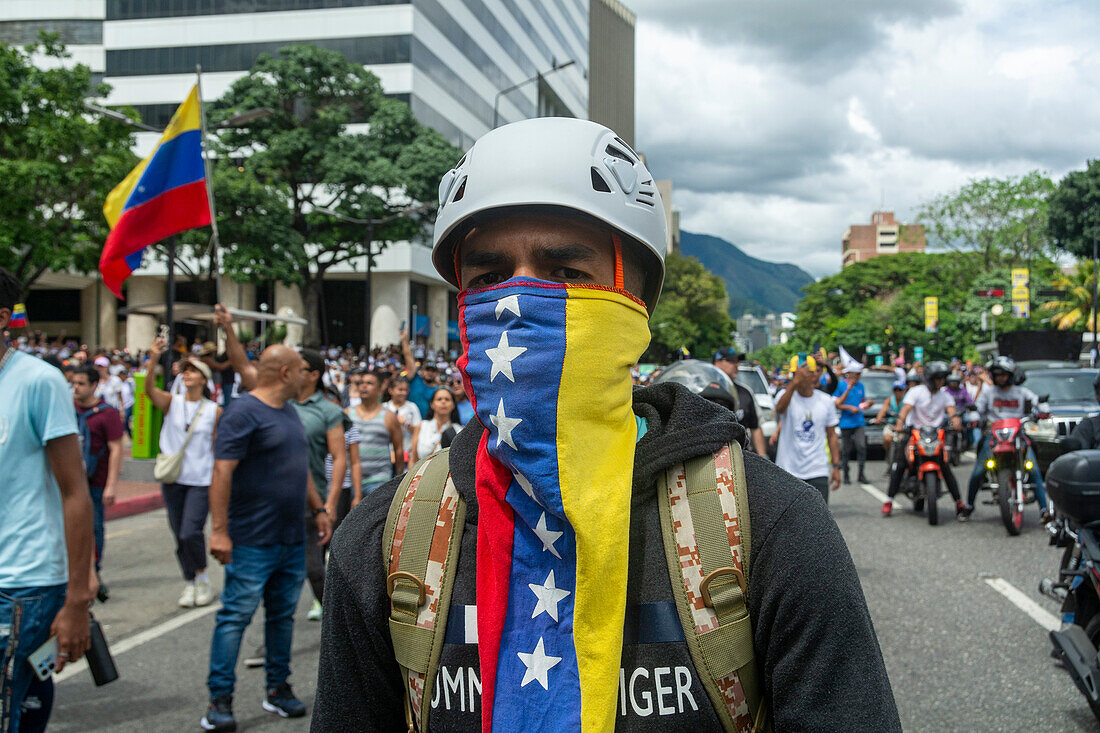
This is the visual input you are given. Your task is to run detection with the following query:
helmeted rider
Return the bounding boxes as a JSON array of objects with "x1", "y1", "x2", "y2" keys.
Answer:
[
  {"x1": 944, "y1": 371, "x2": 977, "y2": 451},
  {"x1": 652, "y1": 358, "x2": 740, "y2": 414},
  {"x1": 960, "y1": 356, "x2": 1049, "y2": 523},
  {"x1": 312, "y1": 117, "x2": 901, "y2": 731},
  {"x1": 1063, "y1": 371, "x2": 1100, "y2": 451},
  {"x1": 873, "y1": 380, "x2": 908, "y2": 474},
  {"x1": 883, "y1": 361, "x2": 965, "y2": 517}
]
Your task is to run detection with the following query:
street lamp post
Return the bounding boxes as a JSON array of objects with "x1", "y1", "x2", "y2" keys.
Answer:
[
  {"x1": 317, "y1": 203, "x2": 435, "y2": 349},
  {"x1": 492, "y1": 60, "x2": 576, "y2": 128}
]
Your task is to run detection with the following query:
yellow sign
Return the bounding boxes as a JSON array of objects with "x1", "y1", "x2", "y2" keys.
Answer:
[
  {"x1": 1012, "y1": 286, "x2": 1030, "y2": 301},
  {"x1": 924, "y1": 296, "x2": 938, "y2": 333},
  {"x1": 1012, "y1": 268, "x2": 1029, "y2": 288}
]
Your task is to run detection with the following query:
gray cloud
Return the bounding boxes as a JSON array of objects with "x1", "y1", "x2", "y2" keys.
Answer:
[{"x1": 628, "y1": 0, "x2": 959, "y2": 77}]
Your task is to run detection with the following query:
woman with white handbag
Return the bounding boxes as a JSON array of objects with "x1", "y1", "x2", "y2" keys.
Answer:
[{"x1": 146, "y1": 337, "x2": 222, "y2": 608}]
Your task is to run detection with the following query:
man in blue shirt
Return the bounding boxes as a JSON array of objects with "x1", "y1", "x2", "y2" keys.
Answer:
[
  {"x1": 0, "y1": 267, "x2": 95, "y2": 731},
  {"x1": 202, "y1": 345, "x2": 333, "y2": 732},
  {"x1": 400, "y1": 330, "x2": 442, "y2": 418},
  {"x1": 834, "y1": 362, "x2": 868, "y2": 484}
]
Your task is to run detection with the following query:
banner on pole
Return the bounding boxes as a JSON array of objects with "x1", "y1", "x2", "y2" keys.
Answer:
[
  {"x1": 1012, "y1": 268, "x2": 1030, "y2": 319},
  {"x1": 924, "y1": 296, "x2": 938, "y2": 333}
]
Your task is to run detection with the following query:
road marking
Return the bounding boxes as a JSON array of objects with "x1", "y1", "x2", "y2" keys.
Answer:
[
  {"x1": 55, "y1": 603, "x2": 220, "y2": 683},
  {"x1": 105, "y1": 529, "x2": 132, "y2": 540},
  {"x1": 982, "y1": 576, "x2": 1060, "y2": 632},
  {"x1": 860, "y1": 482, "x2": 891, "y2": 504}
]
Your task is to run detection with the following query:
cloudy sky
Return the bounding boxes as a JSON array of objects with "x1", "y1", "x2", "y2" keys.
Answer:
[{"x1": 629, "y1": 0, "x2": 1100, "y2": 277}]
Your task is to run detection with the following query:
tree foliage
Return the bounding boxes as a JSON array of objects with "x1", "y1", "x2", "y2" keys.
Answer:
[
  {"x1": 644, "y1": 253, "x2": 735, "y2": 362},
  {"x1": 1048, "y1": 159, "x2": 1100, "y2": 259},
  {"x1": 198, "y1": 44, "x2": 462, "y2": 341},
  {"x1": 1041, "y1": 262, "x2": 1096, "y2": 331},
  {"x1": 0, "y1": 35, "x2": 138, "y2": 295},
  {"x1": 789, "y1": 251, "x2": 1062, "y2": 363},
  {"x1": 917, "y1": 171, "x2": 1055, "y2": 268}
]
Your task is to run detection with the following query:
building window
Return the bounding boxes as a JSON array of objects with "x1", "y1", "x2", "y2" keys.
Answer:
[{"x1": 107, "y1": 0, "x2": 408, "y2": 21}]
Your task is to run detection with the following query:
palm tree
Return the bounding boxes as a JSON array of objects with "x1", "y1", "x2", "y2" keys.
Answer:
[{"x1": 1041, "y1": 262, "x2": 1097, "y2": 330}]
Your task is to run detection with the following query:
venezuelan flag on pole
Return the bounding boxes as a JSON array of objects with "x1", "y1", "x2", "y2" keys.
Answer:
[
  {"x1": 100, "y1": 86, "x2": 211, "y2": 297},
  {"x1": 9, "y1": 303, "x2": 27, "y2": 328}
]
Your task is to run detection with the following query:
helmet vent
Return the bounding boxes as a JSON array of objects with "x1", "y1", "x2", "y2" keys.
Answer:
[
  {"x1": 605, "y1": 144, "x2": 634, "y2": 164},
  {"x1": 590, "y1": 167, "x2": 612, "y2": 193},
  {"x1": 451, "y1": 177, "x2": 467, "y2": 202},
  {"x1": 612, "y1": 138, "x2": 639, "y2": 161},
  {"x1": 634, "y1": 196, "x2": 655, "y2": 207}
]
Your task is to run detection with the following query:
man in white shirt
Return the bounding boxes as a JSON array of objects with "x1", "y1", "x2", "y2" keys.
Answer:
[
  {"x1": 883, "y1": 361, "x2": 964, "y2": 517},
  {"x1": 775, "y1": 359, "x2": 842, "y2": 504}
]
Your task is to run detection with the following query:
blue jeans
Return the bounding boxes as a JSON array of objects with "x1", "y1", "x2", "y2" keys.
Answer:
[
  {"x1": 968, "y1": 438, "x2": 1047, "y2": 512},
  {"x1": 0, "y1": 585, "x2": 66, "y2": 733},
  {"x1": 89, "y1": 487, "x2": 105, "y2": 574},
  {"x1": 207, "y1": 544, "x2": 305, "y2": 700}
]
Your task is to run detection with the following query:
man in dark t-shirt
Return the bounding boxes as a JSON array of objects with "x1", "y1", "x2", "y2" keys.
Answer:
[
  {"x1": 201, "y1": 345, "x2": 333, "y2": 732},
  {"x1": 71, "y1": 365, "x2": 123, "y2": 587},
  {"x1": 713, "y1": 348, "x2": 766, "y2": 455}
]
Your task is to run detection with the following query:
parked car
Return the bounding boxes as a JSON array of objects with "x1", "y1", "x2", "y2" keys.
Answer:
[
  {"x1": 857, "y1": 372, "x2": 898, "y2": 457},
  {"x1": 1020, "y1": 366, "x2": 1099, "y2": 473},
  {"x1": 736, "y1": 365, "x2": 778, "y2": 445}
]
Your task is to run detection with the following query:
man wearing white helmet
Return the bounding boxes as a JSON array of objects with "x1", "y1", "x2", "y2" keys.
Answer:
[{"x1": 314, "y1": 119, "x2": 899, "y2": 731}]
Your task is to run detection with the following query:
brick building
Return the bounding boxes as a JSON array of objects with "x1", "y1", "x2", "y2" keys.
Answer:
[{"x1": 842, "y1": 211, "x2": 925, "y2": 267}]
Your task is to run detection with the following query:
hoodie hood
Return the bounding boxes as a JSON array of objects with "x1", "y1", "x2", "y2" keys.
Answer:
[{"x1": 447, "y1": 381, "x2": 748, "y2": 524}]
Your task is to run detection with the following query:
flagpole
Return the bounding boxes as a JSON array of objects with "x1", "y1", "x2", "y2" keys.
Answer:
[{"x1": 195, "y1": 64, "x2": 222, "y2": 307}]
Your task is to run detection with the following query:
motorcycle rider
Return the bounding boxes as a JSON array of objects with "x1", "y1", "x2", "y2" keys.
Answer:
[
  {"x1": 944, "y1": 371, "x2": 977, "y2": 453},
  {"x1": 874, "y1": 381, "x2": 908, "y2": 475},
  {"x1": 960, "y1": 356, "x2": 1050, "y2": 522},
  {"x1": 1062, "y1": 371, "x2": 1100, "y2": 451},
  {"x1": 882, "y1": 361, "x2": 965, "y2": 517}
]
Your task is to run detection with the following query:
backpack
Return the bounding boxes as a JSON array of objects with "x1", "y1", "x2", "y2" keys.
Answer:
[
  {"x1": 76, "y1": 404, "x2": 108, "y2": 478},
  {"x1": 382, "y1": 440, "x2": 770, "y2": 733}
]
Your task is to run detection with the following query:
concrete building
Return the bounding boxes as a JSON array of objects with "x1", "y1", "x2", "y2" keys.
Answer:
[
  {"x1": 842, "y1": 211, "x2": 926, "y2": 268},
  {"x1": 1, "y1": 1, "x2": 106, "y2": 81},
  {"x1": 11, "y1": 0, "x2": 639, "y2": 351},
  {"x1": 736, "y1": 312, "x2": 796, "y2": 353}
]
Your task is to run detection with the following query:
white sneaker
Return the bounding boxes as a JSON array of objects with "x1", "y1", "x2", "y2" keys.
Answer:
[
  {"x1": 307, "y1": 600, "x2": 322, "y2": 621},
  {"x1": 194, "y1": 578, "x2": 216, "y2": 607},
  {"x1": 178, "y1": 583, "x2": 196, "y2": 608}
]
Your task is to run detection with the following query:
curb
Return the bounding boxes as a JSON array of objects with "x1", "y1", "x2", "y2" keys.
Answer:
[{"x1": 105, "y1": 491, "x2": 164, "y2": 522}]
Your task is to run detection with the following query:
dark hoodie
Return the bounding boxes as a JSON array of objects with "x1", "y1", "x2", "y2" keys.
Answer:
[{"x1": 313, "y1": 384, "x2": 900, "y2": 732}]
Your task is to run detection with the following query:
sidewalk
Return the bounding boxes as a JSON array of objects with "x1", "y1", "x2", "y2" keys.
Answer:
[{"x1": 105, "y1": 456, "x2": 162, "y2": 521}]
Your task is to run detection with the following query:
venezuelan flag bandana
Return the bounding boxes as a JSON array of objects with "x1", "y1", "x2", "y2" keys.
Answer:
[{"x1": 457, "y1": 277, "x2": 650, "y2": 732}]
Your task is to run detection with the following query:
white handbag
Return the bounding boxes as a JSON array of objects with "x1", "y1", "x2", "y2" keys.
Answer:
[{"x1": 153, "y1": 400, "x2": 208, "y2": 483}]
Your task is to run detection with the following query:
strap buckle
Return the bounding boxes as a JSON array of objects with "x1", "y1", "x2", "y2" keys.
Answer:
[
  {"x1": 699, "y1": 566, "x2": 747, "y2": 609},
  {"x1": 387, "y1": 571, "x2": 427, "y2": 606}
]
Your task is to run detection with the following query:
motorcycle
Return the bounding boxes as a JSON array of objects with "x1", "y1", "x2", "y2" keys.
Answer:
[
  {"x1": 891, "y1": 426, "x2": 949, "y2": 525},
  {"x1": 975, "y1": 403, "x2": 1049, "y2": 536},
  {"x1": 947, "y1": 408, "x2": 981, "y2": 466},
  {"x1": 1040, "y1": 450, "x2": 1100, "y2": 721}
]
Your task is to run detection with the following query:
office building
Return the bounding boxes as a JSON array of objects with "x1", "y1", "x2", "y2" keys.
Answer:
[
  {"x1": 842, "y1": 211, "x2": 926, "y2": 268},
  {"x1": 13, "y1": 1, "x2": 638, "y2": 351}
]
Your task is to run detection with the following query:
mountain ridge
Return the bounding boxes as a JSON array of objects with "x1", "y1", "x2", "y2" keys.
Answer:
[{"x1": 679, "y1": 229, "x2": 815, "y2": 317}]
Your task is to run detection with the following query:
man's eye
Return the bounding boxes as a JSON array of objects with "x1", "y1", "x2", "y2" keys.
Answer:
[
  {"x1": 468, "y1": 272, "x2": 505, "y2": 288},
  {"x1": 553, "y1": 267, "x2": 589, "y2": 281}
]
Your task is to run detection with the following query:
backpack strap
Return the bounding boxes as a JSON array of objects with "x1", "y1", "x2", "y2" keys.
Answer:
[
  {"x1": 382, "y1": 449, "x2": 465, "y2": 733},
  {"x1": 657, "y1": 440, "x2": 770, "y2": 733}
]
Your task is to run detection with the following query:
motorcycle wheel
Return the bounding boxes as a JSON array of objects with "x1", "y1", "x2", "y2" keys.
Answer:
[
  {"x1": 925, "y1": 473, "x2": 939, "y2": 526},
  {"x1": 997, "y1": 467, "x2": 1022, "y2": 536}
]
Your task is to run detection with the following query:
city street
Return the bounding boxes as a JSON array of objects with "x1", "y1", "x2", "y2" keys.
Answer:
[{"x1": 48, "y1": 454, "x2": 1094, "y2": 732}]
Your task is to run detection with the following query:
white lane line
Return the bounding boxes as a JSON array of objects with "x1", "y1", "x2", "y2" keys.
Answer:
[
  {"x1": 55, "y1": 604, "x2": 220, "y2": 683},
  {"x1": 982, "y1": 576, "x2": 1060, "y2": 632},
  {"x1": 859, "y1": 482, "x2": 891, "y2": 504}
]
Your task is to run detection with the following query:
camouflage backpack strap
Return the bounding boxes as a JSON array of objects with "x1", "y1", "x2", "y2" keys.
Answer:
[
  {"x1": 382, "y1": 449, "x2": 466, "y2": 733},
  {"x1": 656, "y1": 440, "x2": 770, "y2": 733}
]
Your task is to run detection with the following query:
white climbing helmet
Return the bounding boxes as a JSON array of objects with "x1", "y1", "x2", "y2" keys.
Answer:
[{"x1": 432, "y1": 117, "x2": 668, "y2": 311}]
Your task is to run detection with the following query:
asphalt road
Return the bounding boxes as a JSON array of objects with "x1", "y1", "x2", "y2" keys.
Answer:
[{"x1": 47, "y1": 455, "x2": 1094, "y2": 732}]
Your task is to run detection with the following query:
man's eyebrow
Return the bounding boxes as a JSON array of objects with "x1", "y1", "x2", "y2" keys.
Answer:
[
  {"x1": 461, "y1": 249, "x2": 507, "y2": 267},
  {"x1": 536, "y1": 243, "x2": 600, "y2": 262}
]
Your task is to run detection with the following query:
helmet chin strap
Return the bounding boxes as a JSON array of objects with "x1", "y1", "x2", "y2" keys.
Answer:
[{"x1": 612, "y1": 233, "x2": 624, "y2": 290}]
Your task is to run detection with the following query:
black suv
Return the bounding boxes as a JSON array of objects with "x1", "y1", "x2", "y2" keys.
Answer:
[{"x1": 1020, "y1": 365, "x2": 1099, "y2": 472}]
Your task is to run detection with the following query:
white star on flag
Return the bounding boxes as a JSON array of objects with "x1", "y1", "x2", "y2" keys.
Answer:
[
  {"x1": 533, "y1": 512, "x2": 563, "y2": 558},
  {"x1": 515, "y1": 472, "x2": 540, "y2": 505},
  {"x1": 529, "y1": 570, "x2": 571, "y2": 621},
  {"x1": 495, "y1": 294, "x2": 521, "y2": 319},
  {"x1": 490, "y1": 398, "x2": 521, "y2": 450},
  {"x1": 517, "y1": 636, "x2": 562, "y2": 690},
  {"x1": 486, "y1": 331, "x2": 526, "y2": 383}
]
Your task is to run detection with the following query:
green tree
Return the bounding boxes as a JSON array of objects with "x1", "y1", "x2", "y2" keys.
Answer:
[
  {"x1": 645, "y1": 253, "x2": 735, "y2": 362},
  {"x1": 0, "y1": 35, "x2": 138, "y2": 295},
  {"x1": 1041, "y1": 263, "x2": 1096, "y2": 331},
  {"x1": 917, "y1": 171, "x2": 1055, "y2": 269},
  {"x1": 202, "y1": 44, "x2": 461, "y2": 341},
  {"x1": 1048, "y1": 159, "x2": 1100, "y2": 259}
]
